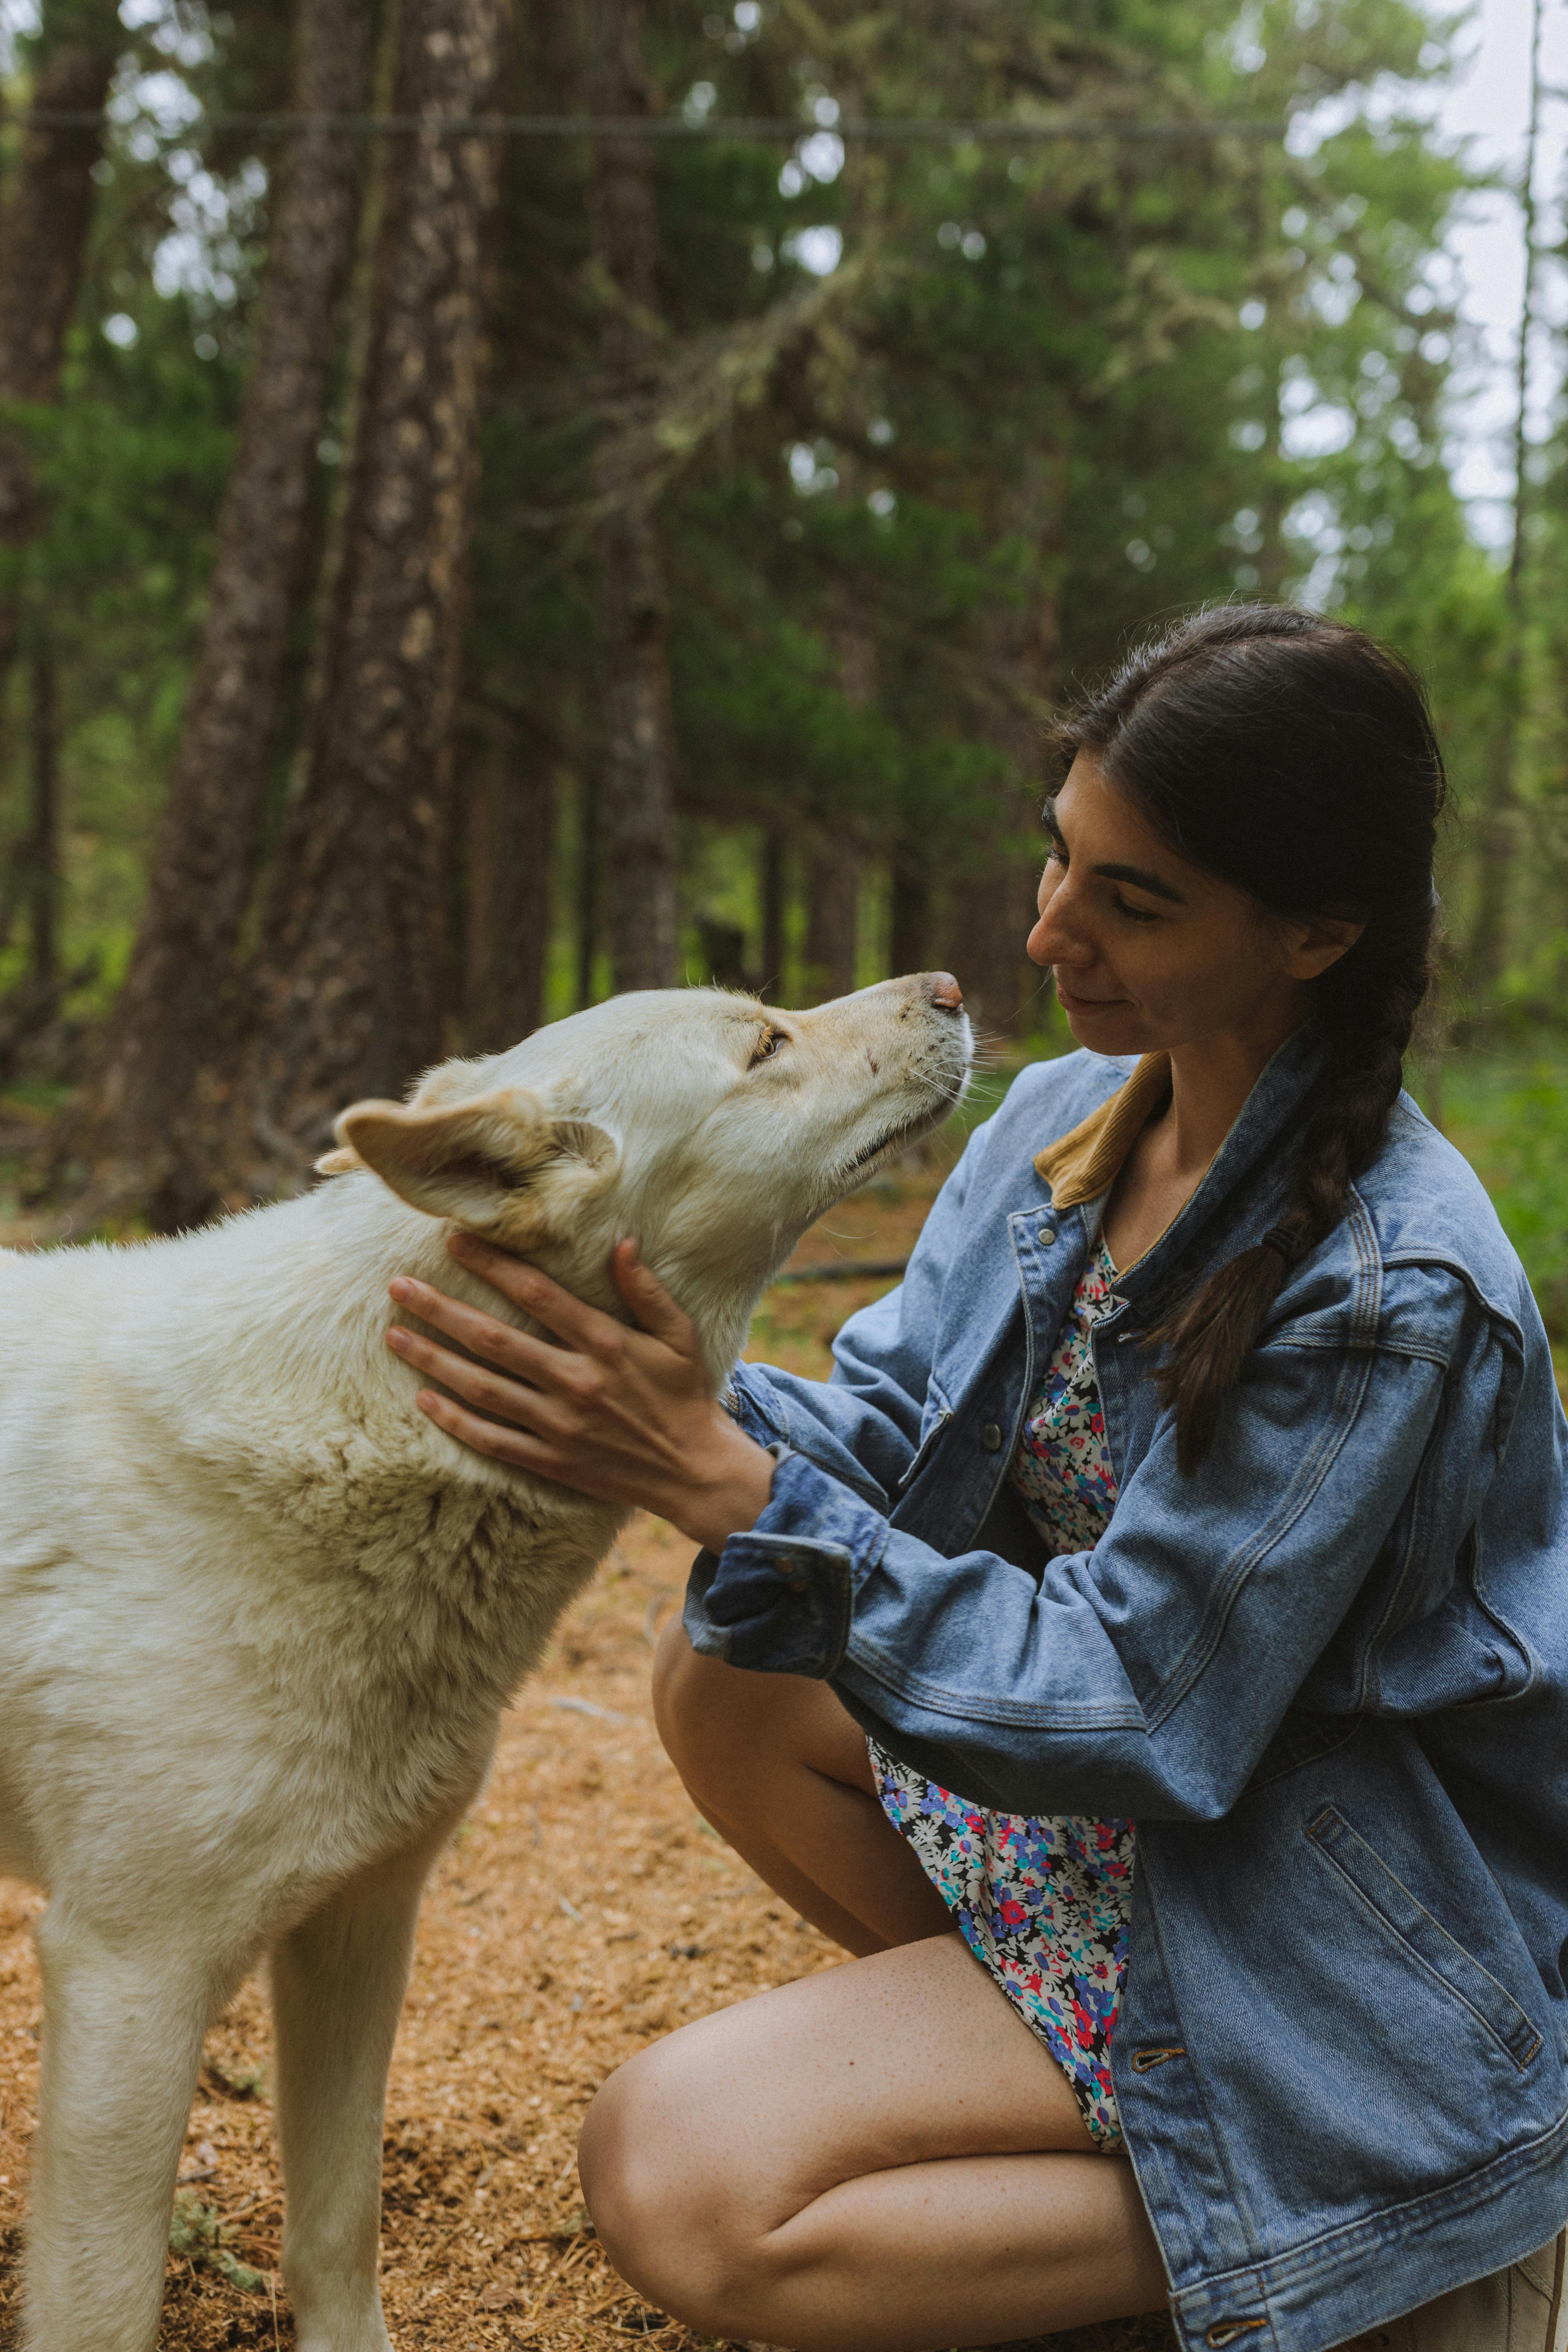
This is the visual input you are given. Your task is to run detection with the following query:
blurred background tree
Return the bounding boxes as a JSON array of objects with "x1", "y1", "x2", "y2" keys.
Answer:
[{"x1": 0, "y1": 0, "x2": 1554, "y2": 1249}]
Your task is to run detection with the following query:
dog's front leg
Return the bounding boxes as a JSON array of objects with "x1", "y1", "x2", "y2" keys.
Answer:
[
  {"x1": 25, "y1": 1910, "x2": 230, "y2": 2352},
  {"x1": 270, "y1": 1790, "x2": 479, "y2": 2352}
]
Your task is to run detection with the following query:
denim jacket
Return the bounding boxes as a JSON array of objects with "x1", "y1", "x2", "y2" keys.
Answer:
[{"x1": 684, "y1": 1030, "x2": 1568, "y2": 2352}]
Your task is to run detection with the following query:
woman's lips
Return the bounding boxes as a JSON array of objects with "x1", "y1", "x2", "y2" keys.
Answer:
[{"x1": 1055, "y1": 980, "x2": 1125, "y2": 1011}]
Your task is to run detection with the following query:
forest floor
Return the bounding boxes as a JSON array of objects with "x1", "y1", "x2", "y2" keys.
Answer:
[{"x1": 0, "y1": 1146, "x2": 1178, "y2": 2352}]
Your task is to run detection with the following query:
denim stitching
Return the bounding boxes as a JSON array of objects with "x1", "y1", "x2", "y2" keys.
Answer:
[
  {"x1": 1144, "y1": 1339, "x2": 1376, "y2": 1734},
  {"x1": 1305, "y1": 1804, "x2": 1543, "y2": 2070}
]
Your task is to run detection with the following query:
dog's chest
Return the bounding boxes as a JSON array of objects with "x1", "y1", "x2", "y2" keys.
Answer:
[
  {"x1": 170, "y1": 1483, "x2": 628, "y2": 1904},
  {"x1": 287, "y1": 1469, "x2": 620, "y2": 1676}
]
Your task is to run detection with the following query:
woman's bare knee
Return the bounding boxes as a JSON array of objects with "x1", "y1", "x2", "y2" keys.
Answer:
[{"x1": 578, "y1": 2044, "x2": 756, "y2": 2330}]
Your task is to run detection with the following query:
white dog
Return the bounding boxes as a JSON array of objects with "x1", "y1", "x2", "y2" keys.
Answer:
[{"x1": 0, "y1": 975, "x2": 969, "y2": 2352}]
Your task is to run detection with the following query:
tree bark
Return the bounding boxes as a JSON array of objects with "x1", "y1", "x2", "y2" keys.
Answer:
[
  {"x1": 0, "y1": 0, "x2": 124, "y2": 686},
  {"x1": 943, "y1": 451, "x2": 1066, "y2": 1035},
  {"x1": 803, "y1": 584, "x2": 874, "y2": 1002},
  {"x1": 1468, "y1": 0, "x2": 1545, "y2": 999},
  {"x1": 575, "y1": 769, "x2": 601, "y2": 1007},
  {"x1": 26, "y1": 640, "x2": 59, "y2": 990},
  {"x1": 759, "y1": 824, "x2": 787, "y2": 999},
  {"x1": 589, "y1": 0, "x2": 680, "y2": 994},
  {"x1": 803, "y1": 845, "x2": 859, "y2": 1001},
  {"x1": 465, "y1": 732, "x2": 554, "y2": 1053},
  {"x1": 65, "y1": 0, "x2": 374, "y2": 1222},
  {"x1": 237, "y1": 0, "x2": 505, "y2": 1183},
  {"x1": 943, "y1": 860, "x2": 1043, "y2": 1034},
  {"x1": 889, "y1": 833, "x2": 932, "y2": 979}
]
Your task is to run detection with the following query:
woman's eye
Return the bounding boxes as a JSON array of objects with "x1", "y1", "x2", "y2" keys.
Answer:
[{"x1": 1112, "y1": 896, "x2": 1160, "y2": 925}]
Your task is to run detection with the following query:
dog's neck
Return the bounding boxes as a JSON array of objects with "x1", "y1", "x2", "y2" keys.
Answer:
[{"x1": 136, "y1": 1169, "x2": 764, "y2": 1511}]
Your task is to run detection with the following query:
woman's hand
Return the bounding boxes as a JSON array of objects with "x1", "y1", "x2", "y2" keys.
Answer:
[{"x1": 385, "y1": 1233, "x2": 776, "y2": 1554}]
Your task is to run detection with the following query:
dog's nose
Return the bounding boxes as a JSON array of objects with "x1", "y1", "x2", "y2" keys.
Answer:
[{"x1": 927, "y1": 971, "x2": 964, "y2": 1010}]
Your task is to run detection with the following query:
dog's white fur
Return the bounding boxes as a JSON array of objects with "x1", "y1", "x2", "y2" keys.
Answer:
[{"x1": 0, "y1": 977, "x2": 969, "y2": 2352}]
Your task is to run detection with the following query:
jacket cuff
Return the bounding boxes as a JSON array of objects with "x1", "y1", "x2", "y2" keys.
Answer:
[{"x1": 682, "y1": 1449, "x2": 890, "y2": 1678}]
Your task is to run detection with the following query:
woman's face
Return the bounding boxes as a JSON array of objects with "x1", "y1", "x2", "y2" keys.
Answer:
[{"x1": 1026, "y1": 752, "x2": 1355, "y2": 1062}]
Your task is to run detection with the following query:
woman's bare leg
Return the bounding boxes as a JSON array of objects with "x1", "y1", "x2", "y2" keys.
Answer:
[
  {"x1": 579, "y1": 1932, "x2": 1167, "y2": 2352},
  {"x1": 651, "y1": 1616, "x2": 951, "y2": 1955}
]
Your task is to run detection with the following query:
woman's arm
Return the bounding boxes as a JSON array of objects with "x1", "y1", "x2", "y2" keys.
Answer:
[{"x1": 691, "y1": 1272, "x2": 1505, "y2": 1822}]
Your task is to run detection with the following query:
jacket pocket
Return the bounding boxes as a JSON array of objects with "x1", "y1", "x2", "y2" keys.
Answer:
[
  {"x1": 896, "y1": 1382, "x2": 953, "y2": 1494},
  {"x1": 1306, "y1": 1804, "x2": 1542, "y2": 2071}
]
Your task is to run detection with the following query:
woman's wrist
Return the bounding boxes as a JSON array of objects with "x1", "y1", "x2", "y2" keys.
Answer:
[{"x1": 665, "y1": 1414, "x2": 778, "y2": 1554}]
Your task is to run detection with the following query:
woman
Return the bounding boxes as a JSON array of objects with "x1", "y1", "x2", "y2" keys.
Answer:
[{"x1": 385, "y1": 605, "x2": 1568, "y2": 2352}]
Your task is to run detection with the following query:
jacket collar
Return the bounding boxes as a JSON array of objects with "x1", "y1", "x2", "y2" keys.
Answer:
[
  {"x1": 1034, "y1": 1052, "x2": 1172, "y2": 1207},
  {"x1": 1034, "y1": 1026, "x2": 1325, "y2": 1298}
]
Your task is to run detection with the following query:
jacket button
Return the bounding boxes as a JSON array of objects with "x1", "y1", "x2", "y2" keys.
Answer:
[
  {"x1": 1037, "y1": 1225, "x2": 1056, "y2": 1246},
  {"x1": 981, "y1": 1422, "x2": 1002, "y2": 1450}
]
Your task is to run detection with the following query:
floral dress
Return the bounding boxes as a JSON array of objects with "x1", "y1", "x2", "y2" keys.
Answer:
[{"x1": 869, "y1": 1240, "x2": 1136, "y2": 2151}]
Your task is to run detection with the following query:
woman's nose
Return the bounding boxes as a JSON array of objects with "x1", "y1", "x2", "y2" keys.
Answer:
[{"x1": 1028, "y1": 891, "x2": 1088, "y2": 971}]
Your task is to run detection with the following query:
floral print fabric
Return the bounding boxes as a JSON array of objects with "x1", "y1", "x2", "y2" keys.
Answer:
[
  {"x1": 1007, "y1": 1239, "x2": 1122, "y2": 1552},
  {"x1": 870, "y1": 1239, "x2": 1136, "y2": 2152}
]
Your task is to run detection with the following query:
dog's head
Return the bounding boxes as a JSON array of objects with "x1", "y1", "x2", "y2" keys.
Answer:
[{"x1": 321, "y1": 977, "x2": 971, "y2": 1373}]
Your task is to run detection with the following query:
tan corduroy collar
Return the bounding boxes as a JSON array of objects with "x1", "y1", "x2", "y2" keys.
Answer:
[{"x1": 1032, "y1": 1052, "x2": 1172, "y2": 1209}]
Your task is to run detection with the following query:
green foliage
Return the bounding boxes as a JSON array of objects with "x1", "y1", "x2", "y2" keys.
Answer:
[
  {"x1": 1431, "y1": 1050, "x2": 1568, "y2": 1339},
  {"x1": 0, "y1": 0, "x2": 1535, "y2": 1034},
  {"x1": 167, "y1": 2189, "x2": 270, "y2": 2295}
]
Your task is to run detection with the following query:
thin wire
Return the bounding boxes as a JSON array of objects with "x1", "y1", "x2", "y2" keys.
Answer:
[{"x1": 1, "y1": 106, "x2": 1286, "y2": 143}]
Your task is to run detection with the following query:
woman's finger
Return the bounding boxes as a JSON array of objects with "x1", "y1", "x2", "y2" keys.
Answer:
[
  {"x1": 388, "y1": 1325, "x2": 576, "y2": 1437},
  {"x1": 447, "y1": 1230, "x2": 629, "y2": 1356},
  {"x1": 387, "y1": 1275, "x2": 578, "y2": 1392},
  {"x1": 610, "y1": 1238, "x2": 701, "y2": 1354},
  {"x1": 414, "y1": 1386, "x2": 562, "y2": 1474}
]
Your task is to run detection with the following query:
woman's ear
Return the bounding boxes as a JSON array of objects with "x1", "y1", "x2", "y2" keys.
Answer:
[{"x1": 1282, "y1": 913, "x2": 1365, "y2": 981}]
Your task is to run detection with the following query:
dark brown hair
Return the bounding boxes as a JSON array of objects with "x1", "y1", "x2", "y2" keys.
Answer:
[{"x1": 1050, "y1": 602, "x2": 1444, "y2": 1472}]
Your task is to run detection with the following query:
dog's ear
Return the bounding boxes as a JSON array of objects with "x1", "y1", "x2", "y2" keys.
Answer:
[
  {"x1": 331, "y1": 1087, "x2": 620, "y2": 1233},
  {"x1": 314, "y1": 1144, "x2": 362, "y2": 1176}
]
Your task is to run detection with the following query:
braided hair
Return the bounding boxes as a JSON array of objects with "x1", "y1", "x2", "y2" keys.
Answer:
[{"x1": 1050, "y1": 603, "x2": 1445, "y2": 1473}]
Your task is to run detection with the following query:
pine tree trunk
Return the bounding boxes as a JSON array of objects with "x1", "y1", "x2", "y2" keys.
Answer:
[
  {"x1": 24, "y1": 638, "x2": 58, "y2": 992},
  {"x1": 237, "y1": 0, "x2": 505, "y2": 1183},
  {"x1": 802, "y1": 584, "x2": 874, "y2": 1001},
  {"x1": 0, "y1": 0, "x2": 124, "y2": 688},
  {"x1": 889, "y1": 833, "x2": 932, "y2": 978},
  {"x1": 943, "y1": 863, "x2": 1042, "y2": 1034},
  {"x1": 803, "y1": 846, "x2": 859, "y2": 1001},
  {"x1": 1469, "y1": 0, "x2": 1545, "y2": 1005},
  {"x1": 943, "y1": 451, "x2": 1065, "y2": 1035},
  {"x1": 465, "y1": 733, "x2": 554, "y2": 1052},
  {"x1": 589, "y1": 0, "x2": 679, "y2": 993},
  {"x1": 65, "y1": 0, "x2": 373, "y2": 1223},
  {"x1": 759, "y1": 824, "x2": 787, "y2": 999},
  {"x1": 575, "y1": 770, "x2": 601, "y2": 1007}
]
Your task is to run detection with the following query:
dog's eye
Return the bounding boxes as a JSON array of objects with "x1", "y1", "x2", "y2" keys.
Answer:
[{"x1": 750, "y1": 1029, "x2": 785, "y2": 1067}]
